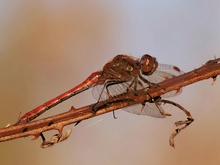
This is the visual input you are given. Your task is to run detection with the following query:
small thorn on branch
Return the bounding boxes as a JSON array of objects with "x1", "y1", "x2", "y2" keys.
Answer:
[{"x1": 69, "y1": 106, "x2": 76, "y2": 111}]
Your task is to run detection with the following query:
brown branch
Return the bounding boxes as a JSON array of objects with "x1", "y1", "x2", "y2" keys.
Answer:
[{"x1": 0, "y1": 57, "x2": 220, "y2": 144}]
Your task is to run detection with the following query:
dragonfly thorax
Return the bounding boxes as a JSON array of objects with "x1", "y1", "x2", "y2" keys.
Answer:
[{"x1": 101, "y1": 54, "x2": 140, "y2": 82}]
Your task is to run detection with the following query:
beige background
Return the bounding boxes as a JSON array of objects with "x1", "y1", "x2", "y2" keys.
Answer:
[{"x1": 1, "y1": 1, "x2": 220, "y2": 165}]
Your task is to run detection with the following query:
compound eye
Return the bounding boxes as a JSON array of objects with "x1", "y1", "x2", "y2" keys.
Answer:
[{"x1": 140, "y1": 54, "x2": 158, "y2": 75}]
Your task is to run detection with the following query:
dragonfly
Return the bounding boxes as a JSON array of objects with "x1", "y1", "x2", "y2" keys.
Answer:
[
  {"x1": 15, "y1": 54, "x2": 183, "y2": 125},
  {"x1": 92, "y1": 62, "x2": 183, "y2": 118}
]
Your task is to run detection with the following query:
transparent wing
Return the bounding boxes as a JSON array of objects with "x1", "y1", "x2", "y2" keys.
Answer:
[
  {"x1": 92, "y1": 82, "x2": 130, "y2": 101},
  {"x1": 92, "y1": 82, "x2": 165, "y2": 118},
  {"x1": 142, "y1": 64, "x2": 184, "y2": 98},
  {"x1": 123, "y1": 103, "x2": 166, "y2": 118},
  {"x1": 157, "y1": 64, "x2": 184, "y2": 75}
]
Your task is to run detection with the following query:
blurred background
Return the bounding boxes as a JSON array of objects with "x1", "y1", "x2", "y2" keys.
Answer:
[{"x1": 1, "y1": 1, "x2": 220, "y2": 165}]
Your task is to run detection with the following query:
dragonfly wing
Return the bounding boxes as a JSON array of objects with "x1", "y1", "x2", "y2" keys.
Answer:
[
  {"x1": 157, "y1": 64, "x2": 184, "y2": 76},
  {"x1": 123, "y1": 102, "x2": 166, "y2": 118},
  {"x1": 141, "y1": 64, "x2": 184, "y2": 98},
  {"x1": 92, "y1": 82, "x2": 130, "y2": 101},
  {"x1": 92, "y1": 84, "x2": 106, "y2": 101},
  {"x1": 93, "y1": 84, "x2": 166, "y2": 118}
]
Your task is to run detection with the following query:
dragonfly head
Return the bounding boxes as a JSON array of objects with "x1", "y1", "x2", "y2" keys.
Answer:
[{"x1": 139, "y1": 54, "x2": 158, "y2": 75}]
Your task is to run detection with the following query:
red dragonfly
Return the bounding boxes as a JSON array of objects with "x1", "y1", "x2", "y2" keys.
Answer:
[
  {"x1": 92, "y1": 62, "x2": 183, "y2": 118},
  {"x1": 16, "y1": 54, "x2": 183, "y2": 124}
]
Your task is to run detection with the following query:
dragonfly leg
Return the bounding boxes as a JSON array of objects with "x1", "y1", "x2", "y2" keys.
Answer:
[
  {"x1": 97, "y1": 80, "x2": 127, "y2": 102},
  {"x1": 91, "y1": 102, "x2": 101, "y2": 112},
  {"x1": 156, "y1": 99, "x2": 194, "y2": 148},
  {"x1": 92, "y1": 80, "x2": 126, "y2": 114},
  {"x1": 128, "y1": 77, "x2": 154, "y2": 100},
  {"x1": 154, "y1": 102, "x2": 172, "y2": 116},
  {"x1": 142, "y1": 89, "x2": 160, "y2": 104},
  {"x1": 138, "y1": 74, "x2": 167, "y2": 94},
  {"x1": 92, "y1": 81, "x2": 113, "y2": 112},
  {"x1": 126, "y1": 79, "x2": 135, "y2": 92},
  {"x1": 113, "y1": 111, "x2": 117, "y2": 119},
  {"x1": 92, "y1": 102, "x2": 118, "y2": 119},
  {"x1": 91, "y1": 97, "x2": 110, "y2": 113},
  {"x1": 106, "y1": 80, "x2": 127, "y2": 95},
  {"x1": 128, "y1": 78, "x2": 146, "y2": 97},
  {"x1": 141, "y1": 102, "x2": 145, "y2": 111},
  {"x1": 74, "y1": 120, "x2": 82, "y2": 126},
  {"x1": 150, "y1": 98, "x2": 172, "y2": 116},
  {"x1": 139, "y1": 74, "x2": 157, "y2": 87}
]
